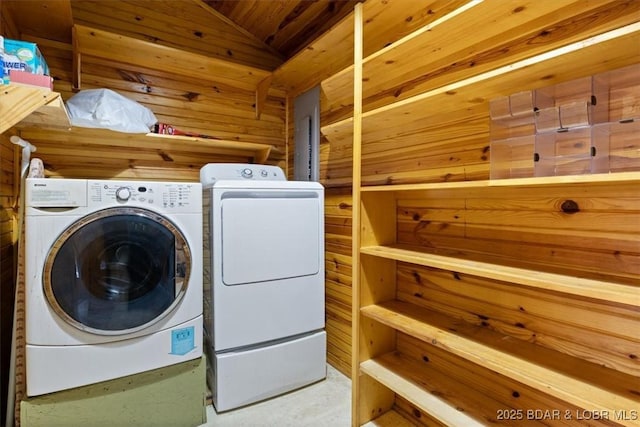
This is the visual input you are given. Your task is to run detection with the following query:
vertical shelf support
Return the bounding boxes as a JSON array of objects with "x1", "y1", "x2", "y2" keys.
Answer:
[
  {"x1": 255, "y1": 74, "x2": 273, "y2": 119},
  {"x1": 72, "y1": 25, "x2": 81, "y2": 92},
  {"x1": 351, "y1": 3, "x2": 364, "y2": 427}
]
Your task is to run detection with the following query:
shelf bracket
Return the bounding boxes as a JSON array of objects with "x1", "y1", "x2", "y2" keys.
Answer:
[
  {"x1": 72, "y1": 25, "x2": 81, "y2": 92},
  {"x1": 255, "y1": 74, "x2": 273, "y2": 120},
  {"x1": 0, "y1": 85, "x2": 65, "y2": 134},
  {"x1": 254, "y1": 145, "x2": 272, "y2": 164}
]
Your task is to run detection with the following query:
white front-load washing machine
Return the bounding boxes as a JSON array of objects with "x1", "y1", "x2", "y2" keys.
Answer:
[{"x1": 25, "y1": 178, "x2": 203, "y2": 396}]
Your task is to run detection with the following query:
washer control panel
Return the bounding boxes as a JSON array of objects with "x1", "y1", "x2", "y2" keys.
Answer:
[
  {"x1": 88, "y1": 180, "x2": 202, "y2": 212},
  {"x1": 200, "y1": 163, "x2": 286, "y2": 184}
]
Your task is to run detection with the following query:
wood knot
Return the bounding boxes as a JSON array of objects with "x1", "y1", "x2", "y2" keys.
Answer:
[{"x1": 561, "y1": 199, "x2": 580, "y2": 214}]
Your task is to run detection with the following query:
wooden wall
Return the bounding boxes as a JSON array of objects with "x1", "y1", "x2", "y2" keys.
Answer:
[
  {"x1": 1, "y1": 1, "x2": 21, "y2": 423},
  {"x1": 4, "y1": 2, "x2": 639, "y2": 422},
  {"x1": 395, "y1": 181, "x2": 639, "y2": 372},
  {"x1": 0, "y1": 133, "x2": 17, "y2": 427},
  {"x1": 324, "y1": 187, "x2": 353, "y2": 375}
]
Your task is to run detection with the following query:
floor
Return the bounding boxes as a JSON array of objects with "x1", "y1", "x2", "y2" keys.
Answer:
[{"x1": 199, "y1": 364, "x2": 352, "y2": 427}]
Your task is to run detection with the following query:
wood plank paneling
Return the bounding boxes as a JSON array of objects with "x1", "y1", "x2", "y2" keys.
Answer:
[
  {"x1": 323, "y1": 0, "x2": 640, "y2": 123},
  {"x1": 273, "y1": 0, "x2": 468, "y2": 97},
  {"x1": 396, "y1": 181, "x2": 640, "y2": 285},
  {"x1": 70, "y1": 0, "x2": 283, "y2": 70},
  {"x1": 1, "y1": 5, "x2": 22, "y2": 424},
  {"x1": 397, "y1": 263, "x2": 640, "y2": 377},
  {"x1": 395, "y1": 333, "x2": 619, "y2": 426},
  {"x1": 205, "y1": 0, "x2": 358, "y2": 60},
  {"x1": 324, "y1": 188, "x2": 353, "y2": 377},
  {"x1": 0, "y1": 133, "x2": 17, "y2": 426}
]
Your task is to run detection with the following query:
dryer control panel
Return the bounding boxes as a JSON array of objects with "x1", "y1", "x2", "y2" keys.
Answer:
[
  {"x1": 200, "y1": 163, "x2": 286, "y2": 184},
  {"x1": 88, "y1": 180, "x2": 202, "y2": 213}
]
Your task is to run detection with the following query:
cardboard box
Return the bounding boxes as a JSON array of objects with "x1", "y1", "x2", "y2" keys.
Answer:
[
  {"x1": 0, "y1": 36, "x2": 7, "y2": 84},
  {"x1": 2, "y1": 38, "x2": 49, "y2": 78},
  {"x1": 8, "y1": 69, "x2": 53, "y2": 89},
  {"x1": 154, "y1": 123, "x2": 218, "y2": 139}
]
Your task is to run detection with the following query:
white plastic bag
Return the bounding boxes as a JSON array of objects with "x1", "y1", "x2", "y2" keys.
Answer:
[{"x1": 66, "y1": 89, "x2": 157, "y2": 133}]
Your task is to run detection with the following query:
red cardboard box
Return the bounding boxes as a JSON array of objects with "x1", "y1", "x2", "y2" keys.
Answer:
[{"x1": 8, "y1": 69, "x2": 53, "y2": 89}]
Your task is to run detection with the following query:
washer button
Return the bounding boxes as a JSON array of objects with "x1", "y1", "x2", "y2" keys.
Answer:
[{"x1": 116, "y1": 187, "x2": 131, "y2": 202}]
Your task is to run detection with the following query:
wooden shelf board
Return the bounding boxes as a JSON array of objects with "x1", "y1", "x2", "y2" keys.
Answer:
[
  {"x1": 361, "y1": 301, "x2": 640, "y2": 425},
  {"x1": 360, "y1": 358, "x2": 484, "y2": 427},
  {"x1": 360, "y1": 245, "x2": 639, "y2": 306},
  {"x1": 74, "y1": 24, "x2": 271, "y2": 92},
  {"x1": 2, "y1": 85, "x2": 273, "y2": 163},
  {"x1": 321, "y1": 23, "x2": 640, "y2": 144},
  {"x1": 360, "y1": 171, "x2": 640, "y2": 192},
  {"x1": 144, "y1": 133, "x2": 272, "y2": 163},
  {"x1": 361, "y1": 409, "x2": 417, "y2": 427},
  {"x1": 488, "y1": 171, "x2": 640, "y2": 187},
  {"x1": 362, "y1": 180, "x2": 489, "y2": 192},
  {"x1": 19, "y1": 127, "x2": 273, "y2": 164}
]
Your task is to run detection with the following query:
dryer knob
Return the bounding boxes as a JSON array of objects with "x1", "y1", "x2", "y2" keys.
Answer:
[
  {"x1": 116, "y1": 187, "x2": 131, "y2": 202},
  {"x1": 241, "y1": 168, "x2": 253, "y2": 178}
]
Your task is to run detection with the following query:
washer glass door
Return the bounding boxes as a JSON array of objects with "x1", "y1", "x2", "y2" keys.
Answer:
[{"x1": 44, "y1": 207, "x2": 191, "y2": 335}]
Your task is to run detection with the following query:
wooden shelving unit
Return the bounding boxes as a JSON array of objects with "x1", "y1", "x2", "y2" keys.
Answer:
[
  {"x1": 362, "y1": 301, "x2": 639, "y2": 414},
  {"x1": 1, "y1": 83, "x2": 274, "y2": 164},
  {"x1": 342, "y1": 1, "x2": 640, "y2": 426}
]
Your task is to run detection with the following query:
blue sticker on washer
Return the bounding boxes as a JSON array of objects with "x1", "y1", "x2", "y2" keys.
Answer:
[{"x1": 170, "y1": 326, "x2": 195, "y2": 355}]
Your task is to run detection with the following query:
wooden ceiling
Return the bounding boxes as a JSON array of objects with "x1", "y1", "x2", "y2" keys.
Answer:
[
  {"x1": 204, "y1": 0, "x2": 359, "y2": 59},
  {"x1": 3, "y1": 0, "x2": 359, "y2": 70}
]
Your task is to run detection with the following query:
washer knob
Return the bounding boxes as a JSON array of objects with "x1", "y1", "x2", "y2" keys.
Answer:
[
  {"x1": 116, "y1": 187, "x2": 131, "y2": 201},
  {"x1": 260, "y1": 169, "x2": 268, "y2": 177},
  {"x1": 241, "y1": 168, "x2": 253, "y2": 178}
]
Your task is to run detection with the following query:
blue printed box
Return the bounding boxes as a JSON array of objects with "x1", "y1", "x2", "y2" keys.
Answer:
[{"x1": 2, "y1": 38, "x2": 49, "y2": 80}]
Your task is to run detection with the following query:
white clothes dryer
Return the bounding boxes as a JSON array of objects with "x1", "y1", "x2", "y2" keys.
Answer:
[
  {"x1": 201, "y1": 164, "x2": 326, "y2": 412},
  {"x1": 25, "y1": 178, "x2": 203, "y2": 396}
]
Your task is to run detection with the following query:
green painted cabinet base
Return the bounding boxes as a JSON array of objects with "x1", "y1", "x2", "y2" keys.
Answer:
[{"x1": 20, "y1": 356, "x2": 207, "y2": 427}]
